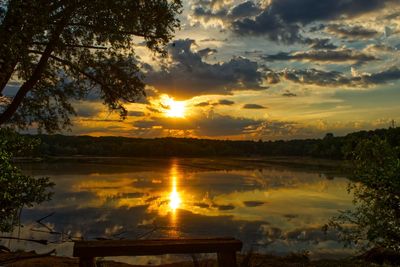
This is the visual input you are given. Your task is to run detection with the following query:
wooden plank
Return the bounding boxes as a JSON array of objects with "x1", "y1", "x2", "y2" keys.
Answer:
[
  {"x1": 217, "y1": 251, "x2": 238, "y2": 267},
  {"x1": 73, "y1": 238, "x2": 242, "y2": 257},
  {"x1": 79, "y1": 257, "x2": 95, "y2": 267}
]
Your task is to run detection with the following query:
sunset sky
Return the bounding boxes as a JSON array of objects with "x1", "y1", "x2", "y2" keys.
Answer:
[{"x1": 60, "y1": 0, "x2": 400, "y2": 140}]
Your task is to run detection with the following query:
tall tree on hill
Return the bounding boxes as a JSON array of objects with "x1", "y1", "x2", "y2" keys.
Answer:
[{"x1": 0, "y1": 0, "x2": 182, "y2": 132}]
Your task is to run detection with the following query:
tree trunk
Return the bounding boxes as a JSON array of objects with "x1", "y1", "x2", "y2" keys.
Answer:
[{"x1": 0, "y1": 6, "x2": 74, "y2": 125}]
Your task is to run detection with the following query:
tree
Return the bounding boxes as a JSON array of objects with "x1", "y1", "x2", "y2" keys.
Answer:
[
  {"x1": 0, "y1": 128, "x2": 54, "y2": 232},
  {"x1": 328, "y1": 137, "x2": 400, "y2": 253},
  {"x1": 0, "y1": 0, "x2": 182, "y2": 132}
]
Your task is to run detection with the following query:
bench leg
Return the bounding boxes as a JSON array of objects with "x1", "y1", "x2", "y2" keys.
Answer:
[
  {"x1": 79, "y1": 257, "x2": 95, "y2": 267},
  {"x1": 217, "y1": 252, "x2": 237, "y2": 267}
]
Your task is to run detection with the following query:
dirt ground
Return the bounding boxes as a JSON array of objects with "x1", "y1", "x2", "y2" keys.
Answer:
[{"x1": 1, "y1": 251, "x2": 397, "y2": 267}]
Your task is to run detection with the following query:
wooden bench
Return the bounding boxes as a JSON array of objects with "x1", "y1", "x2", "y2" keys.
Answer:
[{"x1": 73, "y1": 237, "x2": 243, "y2": 267}]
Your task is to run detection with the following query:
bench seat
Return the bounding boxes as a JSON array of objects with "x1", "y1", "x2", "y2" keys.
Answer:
[{"x1": 73, "y1": 237, "x2": 243, "y2": 267}]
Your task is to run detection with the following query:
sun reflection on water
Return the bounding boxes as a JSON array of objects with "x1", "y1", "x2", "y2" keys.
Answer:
[
  {"x1": 169, "y1": 162, "x2": 182, "y2": 211},
  {"x1": 168, "y1": 160, "x2": 182, "y2": 237},
  {"x1": 169, "y1": 183, "x2": 181, "y2": 210}
]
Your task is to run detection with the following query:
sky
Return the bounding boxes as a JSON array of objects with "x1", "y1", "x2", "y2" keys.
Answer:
[{"x1": 71, "y1": 0, "x2": 400, "y2": 140}]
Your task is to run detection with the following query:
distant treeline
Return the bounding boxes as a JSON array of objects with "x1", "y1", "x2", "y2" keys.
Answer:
[{"x1": 29, "y1": 127, "x2": 400, "y2": 159}]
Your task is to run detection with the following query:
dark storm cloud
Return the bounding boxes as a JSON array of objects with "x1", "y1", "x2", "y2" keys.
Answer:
[
  {"x1": 243, "y1": 104, "x2": 267, "y2": 109},
  {"x1": 273, "y1": 67, "x2": 400, "y2": 87},
  {"x1": 327, "y1": 24, "x2": 379, "y2": 39},
  {"x1": 146, "y1": 39, "x2": 265, "y2": 98},
  {"x1": 264, "y1": 49, "x2": 377, "y2": 64},
  {"x1": 231, "y1": 0, "x2": 393, "y2": 43}
]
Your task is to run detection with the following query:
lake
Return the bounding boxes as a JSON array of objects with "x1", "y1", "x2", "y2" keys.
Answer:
[{"x1": 6, "y1": 157, "x2": 354, "y2": 265}]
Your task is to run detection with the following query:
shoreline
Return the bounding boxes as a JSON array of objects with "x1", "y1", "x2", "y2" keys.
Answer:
[{"x1": 0, "y1": 250, "x2": 390, "y2": 267}]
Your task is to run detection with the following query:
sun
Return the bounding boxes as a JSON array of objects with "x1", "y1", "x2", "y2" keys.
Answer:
[{"x1": 161, "y1": 95, "x2": 186, "y2": 118}]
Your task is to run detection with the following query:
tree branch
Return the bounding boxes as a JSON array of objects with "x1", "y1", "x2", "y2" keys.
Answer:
[
  {"x1": 28, "y1": 49, "x2": 113, "y2": 93},
  {"x1": 0, "y1": 8, "x2": 75, "y2": 125},
  {"x1": 31, "y1": 42, "x2": 107, "y2": 50},
  {"x1": 63, "y1": 22, "x2": 158, "y2": 39}
]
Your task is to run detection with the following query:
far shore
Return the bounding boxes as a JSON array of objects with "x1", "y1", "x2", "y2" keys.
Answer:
[{"x1": 14, "y1": 155, "x2": 347, "y2": 174}]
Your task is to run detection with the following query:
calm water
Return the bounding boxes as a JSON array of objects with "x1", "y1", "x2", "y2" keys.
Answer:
[{"x1": 6, "y1": 158, "x2": 354, "y2": 264}]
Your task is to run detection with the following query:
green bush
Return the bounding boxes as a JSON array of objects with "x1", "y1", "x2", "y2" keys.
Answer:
[
  {"x1": 0, "y1": 128, "x2": 53, "y2": 232},
  {"x1": 329, "y1": 137, "x2": 400, "y2": 252}
]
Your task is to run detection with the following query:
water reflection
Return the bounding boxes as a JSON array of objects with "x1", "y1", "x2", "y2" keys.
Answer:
[
  {"x1": 168, "y1": 160, "x2": 182, "y2": 237},
  {"x1": 168, "y1": 160, "x2": 182, "y2": 211},
  {"x1": 14, "y1": 158, "x2": 354, "y2": 260}
]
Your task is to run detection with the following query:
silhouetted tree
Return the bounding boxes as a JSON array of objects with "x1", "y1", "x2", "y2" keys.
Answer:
[{"x1": 0, "y1": 0, "x2": 182, "y2": 132}]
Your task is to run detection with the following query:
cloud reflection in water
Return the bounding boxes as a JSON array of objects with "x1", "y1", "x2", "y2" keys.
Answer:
[{"x1": 15, "y1": 158, "x2": 354, "y2": 260}]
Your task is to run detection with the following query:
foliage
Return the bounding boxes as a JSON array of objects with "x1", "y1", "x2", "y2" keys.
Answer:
[
  {"x1": 0, "y1": 128, "x2": 54, "y2": 232},
  {"x1": 0, "y1": 0, "x2": 182, "y2": 132},
  {"x1": 328, "y1": 136, "x2": 400, "y2": 252},
  {"x1": 23, "y1": 127, "x2": 400, "y2": 159}
]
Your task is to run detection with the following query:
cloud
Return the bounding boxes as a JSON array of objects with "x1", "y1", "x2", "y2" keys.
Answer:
[
  {"x1": 212, "y1": 203, "x2": 235, "y2": 211},
  {"x1": 218, "y1": 99, "x2": 235, "y2": 105},
  {"x1": 194, "y1": 99, "x2": 235, "y2": 107},
  {"x1": 145, "y1": 39, "x2": 265, "y2": 98},
  {"x1": 308, "y1": 38, "x2": 338, "y2": 50},
  {"x1": 134, "y1": 117, "x2": 194, "y2": 130},
  {"x1": 246, "y1": 120, "x2": 307, "y2": 140},
  {"x1": 229, "y1": 1, "x2": 261, "y2": 19},
  {"x1": 75, "y1": 104, "x2": 102, "y2": 118},
  {"x1": 243, "y1": 201, "x2": 265, "y2": 207},
  {"x1": 264, "y1": 48, "x2": 377, "y2": 64},
  {"x1": 194, "y1": 101, "x2": 211, "y2": 107},
  {"x1": 243, "y1": 104, "x2": 267, "y2": 109},
  {"x1": 282, "y1": 91, "x2": 297, "y2": 97},
  {"x1": 189, "y1": 1, "x2": 261, "y2": 27},
  {"x1": 231, "y1": 0, "x2": 394, "y2": 43},
  {"x1": 134, "y1": 111, "x2": 263, "y2": 137},
  {"x1": 326, "y1": 24, "x2": 379, "y2": 39},
  {"x1": 272, "y1": 67, "x2": 400, "y2": 87},
  {"x1": 191, "y1": 0, "x2": 232, "y2": 11},
  {"x1": 232, "y1": 10, "x2": 303, "y2": 43},
  {"x1": 146, "y1": 106, "x2": 162, "y2": 113},
  {"x1": 128, "y1": 111, "x2": 145, "y2": 117},
  {"x1": 197, "y1": 47, "x2": 217, "y2": 58},
  {"x1": 364, "y1": 44, "x2": 398, "y2": 53},
  {"x1": 361, "y1": 67, "x2": 400, "y2": 84},
  {"x1": 196, "y1": 113, "x2": 262, "y2": 136}
]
